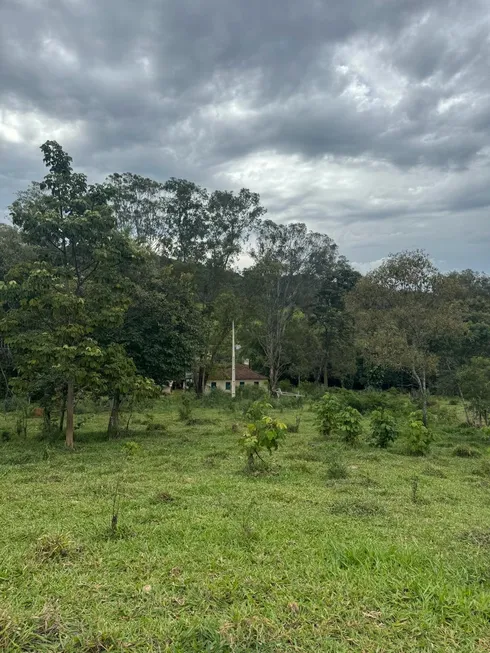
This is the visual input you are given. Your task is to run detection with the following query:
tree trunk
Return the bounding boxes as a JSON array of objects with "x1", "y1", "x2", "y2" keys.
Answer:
[
  {"x1": 447, "y1": 360, "x2": 471, "y2": 426},
  {"x1": 421, "y1": 370, "x2": 428, "y2": 428},
  {"x1": 43, "y1": 407, "x2": 52, "y2": 436},
  {"x1": 107, "y1": 390, "x2": 122, "y2": 438},
  {"x1": 59, "y1": 385, "x2": 67, "y2": 434},
  {"x1": 269, "y1": 366, "x2": 278, "y2": 392},
  {"x1": 412, "y1": 365, "x2": 428, "y2": 428},
  {"x1": 323, "y1": 361, "x2": 328, "y2": 388},
  {"x1": 66, "y1": 380, "x2": 74, "y2": 448},
  {"x1": 194, "y1": 366, "x2": 206, "y2": 395}
]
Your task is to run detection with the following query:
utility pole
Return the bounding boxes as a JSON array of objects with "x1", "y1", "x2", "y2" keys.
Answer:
[{"x1": 231, "y1": 320, "x2": 236, "y2": 398}]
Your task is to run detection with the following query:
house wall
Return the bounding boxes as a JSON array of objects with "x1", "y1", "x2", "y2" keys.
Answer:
[{"x1": 205, "y1": 379, "x2": 268, "y2": 393}]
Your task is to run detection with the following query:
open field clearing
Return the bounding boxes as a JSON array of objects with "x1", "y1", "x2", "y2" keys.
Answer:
[{"x1": 1, "y1": 398, "x2": 490, "y2": 652}]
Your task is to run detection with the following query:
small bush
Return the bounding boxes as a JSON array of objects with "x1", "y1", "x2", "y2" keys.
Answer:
[
  {"x1": 178, "y1": 393, "x2": 194, "y2": 422},
  {"x1": 145, "y1": 420, "x2": 168, "y2": 434},
  {"x1": 337, "y1": 406, "x2": 363, "y2": 445},
  {"x1": 330, "y1": 389, "x2": 384, "y2": 414},
  {"x1": 236, "y1": 384, "x2": 267, "y2": 402},
  {"x1": 285, "y1": 416, "x2": 301, "y2": 433},
  {"x1": 472, "y1": 460, "x2": 490, "y2": 477},
  {"x1": 122, "y1": 441, "x2": 141, "y2": 457},
  {"x1": 423, "y1": 464, "x2": 447, "y2": 478},
  {"x1": 278, "y1": 379, "x2": 293, "y2": 392},
  {"x1": 370, "y1": 409, "x2": 398, "y2": 448},
  {"x1": 240, "y1": 405, "x2": 287, "y2": 470},
  {"x1": 404, "y1": 412, "x2": 433, "y2": 456},
  {"x1": 153, "y1": 491, "x2": 175, "y2": 503},
  {"x1": 245, "y1": 399, "x2": 272, "y2": 422},
  {"x1": 452, "y1": 444, "x2": 481, "y2": 458},
  {"x1": 316, "y1": 393, "x2": 342, "y2": 437},
  {"x1": 294, "y1": 382, "x2": 324, "y2": 400},
  {"x1": 201, "y1": 388, "x2": 233, "y2": 409},
  {"x1": 326, "y1": 459, "x2": 348, "y2": 480},
  {"x1": 410, "y1": 475, "x2": 420, "y2": 503},
  {"x1": 35, "y1": 533, "x2": 77, "y2": 562},
  {"x1": 460, "y1": 529, "x2": 490, "y2": 547}
]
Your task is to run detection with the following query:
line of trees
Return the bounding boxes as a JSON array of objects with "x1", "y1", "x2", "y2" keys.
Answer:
[{"x1": 0, "y1": 141, "x2": 489, "y2": 445}]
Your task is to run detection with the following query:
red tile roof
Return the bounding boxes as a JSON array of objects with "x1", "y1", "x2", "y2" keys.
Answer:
[{"x1": 208, "y1": 363, "x2": 268, "y2": 381}]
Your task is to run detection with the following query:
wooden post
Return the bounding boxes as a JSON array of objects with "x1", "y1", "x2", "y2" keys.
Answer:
[
  {"x1": 231, "y1": 320, "x2": 236, "y2": 398},
  {"x1": 66, "y1": 380, "x2": 74, "y2": 448}
]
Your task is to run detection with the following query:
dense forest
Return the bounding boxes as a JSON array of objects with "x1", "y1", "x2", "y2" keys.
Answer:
[{"x1": 1, "y1": 141, "x2": 489, "y2": 447}]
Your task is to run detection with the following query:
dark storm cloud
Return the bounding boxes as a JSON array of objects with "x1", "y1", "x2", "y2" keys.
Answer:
[{"x1": 1, "y1": 0, "x2": 490, "y2": 269}]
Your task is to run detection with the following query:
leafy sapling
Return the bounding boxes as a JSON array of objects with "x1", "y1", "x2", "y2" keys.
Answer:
[
  {"x1": 337, "y1": 406, "x2": 363, "y2": 445},
  {"x1": 370, "y1": 409, "x2": 398, "y2": 448},
  {"x1": 316, "y1": 393, "x2": 342, "y2": 437},
  {"x1": 240, "y1": 401, "x2": 287, "y2": 470}
]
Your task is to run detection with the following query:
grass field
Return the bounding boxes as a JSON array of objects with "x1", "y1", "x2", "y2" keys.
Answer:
[{"x1": 1, "y1": 396, "x2": 490, "y2": 652}]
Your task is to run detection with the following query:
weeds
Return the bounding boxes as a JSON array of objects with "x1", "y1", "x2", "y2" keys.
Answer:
[
  {"x1": 460, "y1": 529, "x2": 490, "y2": 547},
  {"x1": 452, "y1": 444, "x2": 481, "y2": 458},
  {"x1": 326, "y1": 459, "x2": 349, "y2": 480},
  {"x1": 35, "y1": 532, "x2": 77, "y2": 562},
  {"x1": 152, "y1": 491, "x2": 175, "y2": 503},
  {"x1": 330, "y1": 499, "x2": 385, "y2": 517},
  {"x1": 285, "y1": 415, "x2": 301, "y2": 433},
  {"x1": 410, "y1": 475, "x2": 420, "y2": 503},
  {"x1": 178, "y1": 393, "x2": 194, "y2": 422}
]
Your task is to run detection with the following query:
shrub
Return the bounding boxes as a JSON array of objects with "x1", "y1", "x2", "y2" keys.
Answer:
[
  {"x1": 145, "y1": 422, "x2": 168, "y2": 434},
  {"x1": 240, "y1": 406, "x2": 287, "y2": 470},
  {"x1": 201, "y1": 388, "x2": 233, "y2": 409},
  {"x1": 144, "y1": 414, "x2": 168, "y2": 433},
  {"x1": 285, "y1": 416, "x2": 301, "y2": 433},
  {"x1": 245, "y1": 399, "x2": 272, "y2": 422},
  {"x1": 337, "y1": 406, "x2": 363, "y2": 445},
  {"x1": 326, "y1": 459, "x2": 348, "y2": 480},
  {"x1": 236, "y1": 384, "x2": 267, "y2": 402},
  {"x1": 122, "y1": 441, "x2": 141, "y2": 457},
  {"x1": 370, "y1": 409, "x2": 398, "y2": 448},
  {"x1": 278, "y1": 379, "x2": 293, "y2": 392},
  {"x1": 405, "y1": 412, "x2": 433, "y2": 456},
  {"x1": 35, "y1": 533, "x2": 76, "y2": 562},
  {"x1": 298, "y1": 382, "x2": 325, "y2": 400},
  {"x1": 316, "y1": 393, "x2": 342, "y2": 437},
  {"x1": 178, "y1": 392, "x2": 194, "y2": 422},
  {"x1": 452, "y1": 444, "x2": 481, "y2": 458},
  {"x1": 473, "y1": 459, "x2": 490, "y2": 477},
  {"x1": 330, "y1": 389, "x2": 384, "y2": 414}
]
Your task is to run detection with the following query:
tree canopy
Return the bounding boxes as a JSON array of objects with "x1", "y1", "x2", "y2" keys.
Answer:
[{"x1": 1, "y1": 140, "x2": 489, "y2": 439}]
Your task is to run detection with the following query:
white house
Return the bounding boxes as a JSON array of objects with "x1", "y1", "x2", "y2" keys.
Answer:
[{"x1": 206, "y1": 363, "x2": 268, "y2": 393}]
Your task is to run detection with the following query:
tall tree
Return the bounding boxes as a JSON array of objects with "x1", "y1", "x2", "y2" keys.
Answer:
[
  {"x1": 206, "y1": 188, "x2": 266, "y2": 268},
  {"x1": 244, "y1": 221, "x2": 332, "y2": 390},
  {"x1": 119, "y1": 261, "x2": 202, "y2": 385},
  {"x1": 348, "y1": 250, "x2": 465, "y2": 425},
  {"x1": 309, "y1": 254, "x2": 360, "y2": 386},
  {"x1": 106, "y1": 172, "x2": 167, "y2": 249},
  {"x1": 163, "y1": 178, "x2": 209, "y2": 263},
  {"x1": 4, "y1": 141, "x2": 138, "y2": 447}
]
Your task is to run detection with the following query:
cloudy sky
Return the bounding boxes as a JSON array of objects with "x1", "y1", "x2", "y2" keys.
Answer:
[{"x1": 1, "y1": 0, "x2": 490, "y2": 272}]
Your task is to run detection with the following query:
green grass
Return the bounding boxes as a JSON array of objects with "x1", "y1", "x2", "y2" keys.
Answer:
[{"x1": 1, "y1": 399, "x2": 490, "y2": 651}]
